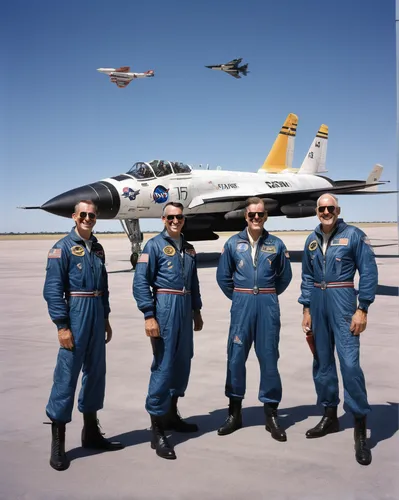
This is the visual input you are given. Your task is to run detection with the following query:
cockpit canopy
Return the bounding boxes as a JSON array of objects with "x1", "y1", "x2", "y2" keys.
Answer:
[{"x1": 127, "y1": 160, "x2": 192, "y2": 179}]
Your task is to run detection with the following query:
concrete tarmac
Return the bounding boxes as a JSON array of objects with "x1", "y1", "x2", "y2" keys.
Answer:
[{"x1": 0, "y1": 225, "x2": 398, "y2": 500}]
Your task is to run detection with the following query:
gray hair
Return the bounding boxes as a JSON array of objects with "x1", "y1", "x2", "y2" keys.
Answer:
[
  {"x1": 74, "y1": 199, "x2": 98, "y2": 214},
  {"x1": 162, "y1": 201, "x2": 184, "y2": 217},
  {"x1": 316, "y1": 193, "x2": 339, "y2": 207}
]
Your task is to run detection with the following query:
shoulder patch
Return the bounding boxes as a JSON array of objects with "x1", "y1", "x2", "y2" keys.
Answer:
[
  {"x1": 236, "y1": 242, "x2": 249, "y2": 253},
  {"x1": 138, "y1": 253, "x2": 149, "y2": 263},
  {"x1": 284, "y1": 250, "x2": 290, "y2": 259},
  {"x1": 308, "y1": 240, "x2": 318, "y2": 251},
  {"x1": 71, "y1": 245, "x2": 85, "y2": 257},
  {"x1": 163, "y1": 245, "x2": 176, "y2": 256},
  {"x1": 185, "y1": 248, "x2": 196, "y2": 257},
  {"x1": 48, "y1": 248, "x2": 62, "y2": 259},
  {"x1": 95, "y1": 249, "x2": 105, "y2": 259}
]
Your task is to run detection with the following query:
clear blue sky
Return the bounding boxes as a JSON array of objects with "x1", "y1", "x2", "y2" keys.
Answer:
[{"x1": 1, "y1": 0, "x2": 397, "y2": 233}]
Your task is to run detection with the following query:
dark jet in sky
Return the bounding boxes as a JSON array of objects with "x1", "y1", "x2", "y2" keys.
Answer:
[{"x1": 205, "y1": 58, "x2": 249, "y2": 79}]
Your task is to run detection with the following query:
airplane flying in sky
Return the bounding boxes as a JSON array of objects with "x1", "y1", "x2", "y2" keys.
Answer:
[
  {"x1": 205, "y1": 58, "x2": 249, "y2": 79},
  {"x1": 97, "y1": 66, "x2": 155, "y2": 88},
  {"x1": 21, "y1": 115, "x2": 395, "y2": 267}
]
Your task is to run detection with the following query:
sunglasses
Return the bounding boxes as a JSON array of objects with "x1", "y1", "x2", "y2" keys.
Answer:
[
  {"x1": 79, "y1": 211, "x2": 96, "y2": 220},
  {"x1": 247, "y1": 212, "x2": 265, "y2": 220},
  {"x1": 317, "y1": 205, "x2": 336, "y2": 214},
  {"x1": 166, "y1": 214, "x2": 184, "y2": 221}
]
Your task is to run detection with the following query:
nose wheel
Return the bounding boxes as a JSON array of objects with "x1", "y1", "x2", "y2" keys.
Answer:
[{"x1": 120, "y1": 219, "x2": 143, "y2": 270}]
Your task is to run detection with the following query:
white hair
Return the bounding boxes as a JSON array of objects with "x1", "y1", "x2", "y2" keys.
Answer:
[{"x1": 316, "y1": 193, "x2": 339, "y2": 207}]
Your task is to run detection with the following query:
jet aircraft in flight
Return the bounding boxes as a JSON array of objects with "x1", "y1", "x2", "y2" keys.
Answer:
[
  {"x1": 21, "y1": 116, "x2": 395, "y2": 267},
  {"x1": 97, "y1": 66, "x2": 155, "y2": 88},
  {"x1": 205, "y1": 58, "x2": 249, "y2": 79}
]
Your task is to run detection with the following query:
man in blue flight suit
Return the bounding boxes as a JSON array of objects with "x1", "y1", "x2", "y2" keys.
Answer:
[
  {"x1": 216, "y1": 197, "x2": 292, "y2": 441},
  {"x1": 133, "y1": 202, "x2": 203, "y2": 460},
  {"x1": 299, "y1": 193, "x2": 378, "y2": 466},
  {"x1": 44, "y1": 200, "x2": 123, "y2": 471}
]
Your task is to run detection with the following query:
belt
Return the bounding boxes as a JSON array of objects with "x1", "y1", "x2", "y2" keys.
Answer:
[
  {"x1": 156, "y1": 288, "x2": 191, "y2": 295},
  {"x1": 234, "y1": 287, "x2": 276, "y2": 295},
  {"x1": 68, "y1": 290, "x2": 104, "y2": 297},
  {"x1": 314, "y1": 281, "x2": 354, "y2": 290}
]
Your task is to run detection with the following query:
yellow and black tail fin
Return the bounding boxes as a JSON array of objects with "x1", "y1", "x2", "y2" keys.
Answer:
[
  {"x1": 258, "y1": 113, "x2": 298, "y2": 173},
  {"x1": 297, "y1": 124, "x2": 329, "y2": 174}
]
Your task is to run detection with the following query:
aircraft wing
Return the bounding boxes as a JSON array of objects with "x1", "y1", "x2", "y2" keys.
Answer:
[
  {"x1": 188, "y1": 182, "x2": 394, "y2": 209},
  {"x1": 225, "y1": 58, "x2": 242, "y2": 67},
  {"x1": 115, "y1": 66, "x2": 130, "y2": 72},
  {"x1": 110, "y1": 77, "x2": 131, "y2": 88},
  {"x1": 226, "y1": 71, "x2": 241, "y2": 79}
]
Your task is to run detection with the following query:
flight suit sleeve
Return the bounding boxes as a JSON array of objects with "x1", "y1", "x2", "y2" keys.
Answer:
[
  {"x1": 275, "y1": 243, "x2": 292, "y2": 295},
  {"x1": 298, "y1": 237, "x2": 314, "y2": 308},
  {"x1": 133, "y1": 240, "x2": 158, "y2": 319},
  {"x1": 354, "y1": 230, "x2": 378, "y2": 311},
  {"x1": 101, "y1": 247, "x2": 111, "y2": 319},
  {"x1": 43, "y1": 243, "x2": 70, "y2": 330},
  {"x1": 216, "y1": 241, "x2": 235, "y2": 300},
  {"x1": 191, "y1": 255, "x2": 202, "y2": 311}
]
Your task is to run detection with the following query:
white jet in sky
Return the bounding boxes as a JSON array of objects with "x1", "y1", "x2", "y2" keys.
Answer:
[{"x1": 97, "y1": 66, "x2": 155, "y2": 88}]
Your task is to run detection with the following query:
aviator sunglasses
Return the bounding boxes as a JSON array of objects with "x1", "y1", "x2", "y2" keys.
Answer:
[
  {"x1": 166, "y1": 214, "x2": 184, "y2": 221},
  {"x1": 79, "y1": 211, "x2": 96, "y2": 220},
  {"x1": 317, "y1": 205, "x2": 336, "y2": 214},
  {"x1": 247, "y1": 211, "x2": 265, "y2": 220}
]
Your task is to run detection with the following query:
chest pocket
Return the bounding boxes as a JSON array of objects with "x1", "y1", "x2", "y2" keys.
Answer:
[
  {"x1": 69, "y1": 255, "x2": 86, "y2": 289},
  {"x1": 260, "y1": 244, "x2": 277, "y2": 270}
]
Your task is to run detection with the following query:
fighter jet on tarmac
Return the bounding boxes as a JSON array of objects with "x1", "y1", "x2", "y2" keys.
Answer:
[
  {"x1": 205, "y1": 58, "x2": 249, "y2": 79},
  {"x1": 97, "y1": 66, "x2": 155, "y2": 88},
  {"x1": 21, "y1": 116, "x2": 395, "y2": 268}
]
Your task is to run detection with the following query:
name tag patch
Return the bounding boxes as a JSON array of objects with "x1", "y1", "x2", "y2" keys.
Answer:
[{"x1": 261, "y1": 245, "x2": 276, "y2": 253}]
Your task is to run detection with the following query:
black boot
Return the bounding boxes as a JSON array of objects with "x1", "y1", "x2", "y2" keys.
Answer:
[
  {"x1": 164, "y1": 396, "x2": 198, "y2": 433},
  {"x1": 81, "y1": 412, "x2": 124, "y2": 450},
  {"x1": 354, "y1": 416, "x2": 372, "y2": 466},
  {"x1": 265, "y1": 404, "x2": 287, "y2": 442},
  {"x1": 306, "y1": 406, "x2": 339, "y2": 438},
  {"x1": 150, "y1": 415, "x2": 176, "y2": 460},
  {"x1": 50, "y1": 421, "x2": 70, "y2": 471},
  {"x1": 217, "y1": 398, "x2": 242, "y2": 436}
]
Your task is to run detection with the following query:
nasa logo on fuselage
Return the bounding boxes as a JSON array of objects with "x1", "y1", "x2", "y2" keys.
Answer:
[
  {"x1": 153, "y1": 185, "x2": 169, "y2": 204},
  {"x1": 265, "y1": 181, "x2": 292, "y2": 189}
]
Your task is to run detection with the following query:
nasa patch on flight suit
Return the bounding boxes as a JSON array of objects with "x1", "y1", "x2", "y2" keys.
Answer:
[
  {"x1": 236, "y1": 242, "x2": 249, "y2": 252},
  {"x1": 308, "y1": 240, "x2": 318, "y2": 251},
  {"x1": 71, "y1": 245, "x2": 85, "y2": 257},
  {"x1": 163, "y1": 245, "x2": 176, "y2": 256}
]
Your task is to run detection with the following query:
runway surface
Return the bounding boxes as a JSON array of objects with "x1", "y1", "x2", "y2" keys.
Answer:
[{"x1": 0, "y1": 225, "x2": 398, "y2": 500}]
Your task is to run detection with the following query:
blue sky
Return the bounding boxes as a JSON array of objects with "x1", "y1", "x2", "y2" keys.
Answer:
[{"x1": 1, "y1": 0, "x2": 397, "y2": 233}]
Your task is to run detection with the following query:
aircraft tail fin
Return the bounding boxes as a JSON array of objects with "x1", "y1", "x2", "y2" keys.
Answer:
[
  {"x1": 297, "y1": 124, "x2": 329, "y2": 175},
  {"x1": 258, "y1": 113, "x2": 298, "y2": 173},
  {"x1": 362, "y1": 164, "x2": 384, "y2": 191},
  {"x1": 240, "y1": 64, "x2": 249, "y2": 76}
]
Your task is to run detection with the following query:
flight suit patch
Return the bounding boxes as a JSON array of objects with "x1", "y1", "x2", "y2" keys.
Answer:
[
  {"x1": 285, "y1": 250, "x2": 290, "y2": 258},
  {"x1": 48, "y1": 248, "x2": 61, "y2": 259},
  {"x1": 185, "y1": 248, "x2": 196, "y2": 257},
  {"x1": 71, "y1": 245, "x2": 85, "y2": 257},
  {"x1": 77, "y1": 262, "x2": 83, "y2": 270},
  {"x1": 238, "y1": 259, "x2": 244, "y2": 268},
  {"x1": 163, "y1": 245, "x2": 176, "y2": 256},
  {"x1": 331, "y1": 238, "x2": 349, "y2": 246},
  {"x1": 308, "y1": 240, "x2": 318, "y2": 251},
  {"x1": 138, "y1": 253, "x2": 149, "y2": 263},
  {"x1": 95, "y1": 249, "x2": 104, "y2": 259},
  {"x1": 233, "y1": 335, "x2": 242, "y2": 345},
  {"x1": 236, "y1": 242, "x2": 249, "y2": 252},
  {"x1": 261, "y1": 245, "x2": 276, "y2": 253}
]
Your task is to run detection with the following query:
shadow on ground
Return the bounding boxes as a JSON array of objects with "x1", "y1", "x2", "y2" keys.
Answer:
[{"x1": 66, "y1": 401, "x2": 398, "y2": 461}]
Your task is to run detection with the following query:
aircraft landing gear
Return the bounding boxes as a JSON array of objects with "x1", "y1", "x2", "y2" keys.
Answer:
[{"x1": 120, "y1": 219, "x2": 143, "y2": 270}]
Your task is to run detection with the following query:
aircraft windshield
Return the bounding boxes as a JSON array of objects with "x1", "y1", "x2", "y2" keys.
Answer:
[
  {"x1": 149, "y1": 160, "x2": 173, "y2": 177},
  {"x1": 172, "y1": 162, "x2": 192, "y2": 174},
  {"x1": 127, "y1": 160, "x2": 192, "y2": 178},
  {"x1": 127, "y1": 162, "x2": 155, "y2": 179}
]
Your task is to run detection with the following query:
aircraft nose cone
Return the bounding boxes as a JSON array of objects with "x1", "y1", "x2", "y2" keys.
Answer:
[{"x1": 41, "y1": 181, "x2": 120, "y2": 219}]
